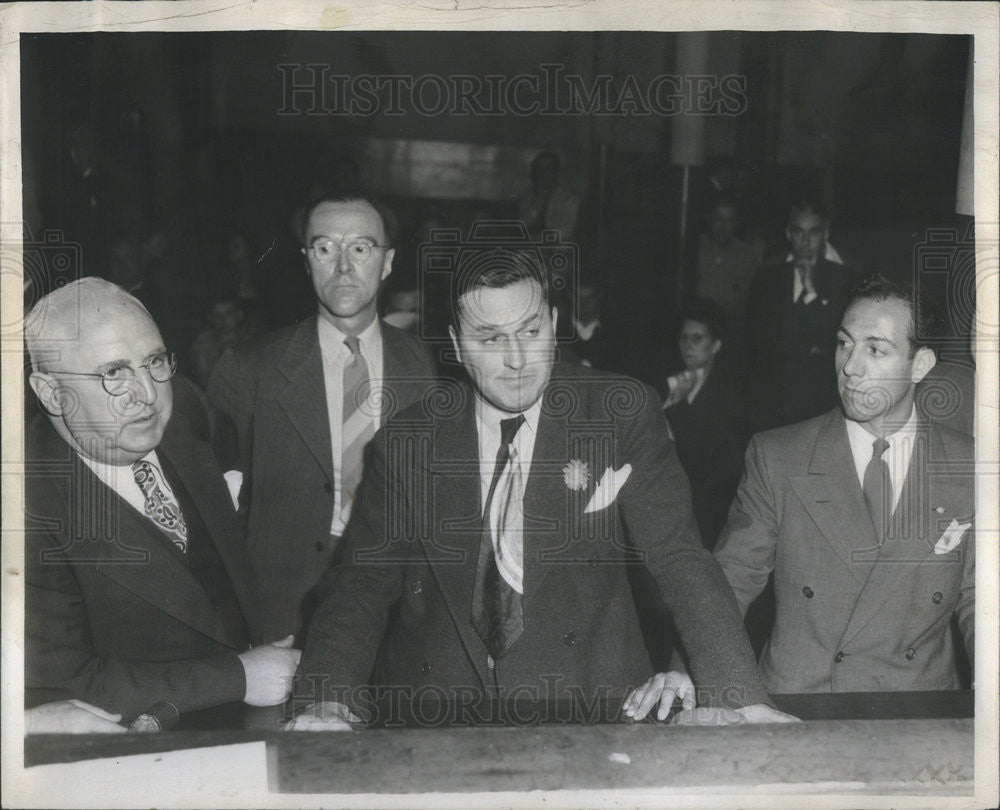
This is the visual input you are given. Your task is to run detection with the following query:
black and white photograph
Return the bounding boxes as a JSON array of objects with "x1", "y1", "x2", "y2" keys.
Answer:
[{"x1": 2, "y1": 1, "x2": 997, "y2": 807}]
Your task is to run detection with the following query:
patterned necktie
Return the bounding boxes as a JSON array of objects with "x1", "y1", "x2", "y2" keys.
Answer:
[
  {"x1": 471, "y1": 415, "x2": 525, "y2": 660},
  {"x1": 862, "y1": 436, "x2": 892, "y2": 544},
  {"x1": 341, "y1": 335, "x2": 375, "y2": 525},
  {"x1": 132, "y1": 459, "x2": 188, "y2": 553}
]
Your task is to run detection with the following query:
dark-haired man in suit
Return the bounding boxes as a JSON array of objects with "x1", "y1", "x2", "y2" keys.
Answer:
[
  {"x1": 208, "y1": 194, "x2": 437, "y2": 641},
  {"x1": 714, "y1": 274, "x2": 975, "y2": 693},
  {"x1": 746, "y1": 199, "x2": 856, "y2": 432},
  {"x1": 286, "y1": 249, "x2": 794, "y2": 729},
  {"x1": 24, "y1": 278, "x2": 299, "y2": 724}
]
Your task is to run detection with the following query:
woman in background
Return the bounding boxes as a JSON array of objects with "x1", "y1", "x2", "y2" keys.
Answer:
[{"x1": 663, "y1": 299, "x2": 746, "y2": 549}]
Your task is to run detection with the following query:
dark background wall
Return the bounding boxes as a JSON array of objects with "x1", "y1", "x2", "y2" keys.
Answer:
[{"x1": 20, "y1": 30, "x2": 972, "y2": 384}]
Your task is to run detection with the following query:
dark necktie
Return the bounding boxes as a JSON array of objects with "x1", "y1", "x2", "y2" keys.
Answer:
[
  {"x1": 862, "y1": 436, "x2": 892, "y2": 543},
  {"x1": 471, "y1": 415, "x2": 525, "y2": 660},
  {"x1": 132, "y1": 459, "x2": 188, "y2": 553},
  {"x1": 342, "y1": 335, "x2": 375, "y2": 525}
]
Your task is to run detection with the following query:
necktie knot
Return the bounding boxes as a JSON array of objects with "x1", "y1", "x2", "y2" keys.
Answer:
[
  {"x1": 872, "y1": 436, "x2": 889, "y2": 459},
  {"x1": 344, "y1": 335, "x2": 361, "y2": 363},
  {"x1": 500, "y1": 415, "x2": 524, "y2": 448}
]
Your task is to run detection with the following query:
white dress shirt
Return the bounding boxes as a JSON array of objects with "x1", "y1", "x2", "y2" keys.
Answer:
[
  {"x1": 845, "y1": 407, "x2": 919, "y2": 516},
  {"x1": 475, "y1": 397, "x2": 542, "y2": 594},
  {"x1": 317, "y1": 314, "x2": 384, "y2": 535}
]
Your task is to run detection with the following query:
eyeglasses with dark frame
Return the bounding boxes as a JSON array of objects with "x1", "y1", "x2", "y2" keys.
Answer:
[
  {"x1": 302, "y1": 237, "x2": 388, "y2": 265},
  {"x1": 46, "y1": 352, "x2": 178, "y2": 396}
]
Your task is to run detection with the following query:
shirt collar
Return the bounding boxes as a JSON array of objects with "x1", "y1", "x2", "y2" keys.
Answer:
[
  {"x1": 317, "y1": 312, "x2": 380, "y2": 357},
  {"x1": 475, "y1": 394, "x2": 542, "y2": 446}
]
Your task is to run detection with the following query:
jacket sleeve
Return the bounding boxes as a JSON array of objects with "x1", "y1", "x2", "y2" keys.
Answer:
[
  {"x1": 713, "y1": 434, "x2": 780, "y2": 616},
  {"x1": 618, "y1": 382, "x2": 772, "y2": 709},
  {"x1": 25, "y1": 539, "x2": 246, "y2": 723}
]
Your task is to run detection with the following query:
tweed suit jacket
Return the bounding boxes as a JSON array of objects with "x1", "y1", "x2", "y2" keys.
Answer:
[
  {"x1": 715, "y1": 408, "x2": 975, "y2": 693},
  {"x1": 24, "y1": 414, "x2": 260, "y2": 723},
  {"x1": 295, "y1": 363, "x2": 771, "y2": 715},
  {"x1": 207, "y1": 316, "x2": 438, "y2": 640}
]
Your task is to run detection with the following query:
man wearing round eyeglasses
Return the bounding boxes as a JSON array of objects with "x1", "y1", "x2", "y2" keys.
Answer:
[
  {"x1": 24, "y1": 278, "x2": 301, "y2": 727},
  {"x1": 208, "y1": 193, "x2": 437, "y2": 642}
]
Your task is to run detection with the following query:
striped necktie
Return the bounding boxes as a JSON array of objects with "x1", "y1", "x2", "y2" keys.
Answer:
[
  {"x1": 132, "y1": 459, "x2": 188, "y2": 553},
  {"x1": 341, "y1": 335, "x2": 375, "y2": 525}
]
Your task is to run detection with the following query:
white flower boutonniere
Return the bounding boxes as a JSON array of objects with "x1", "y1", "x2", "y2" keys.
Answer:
[{"x1": 563, "y1": 459, "x2": 590, "y2": 491}]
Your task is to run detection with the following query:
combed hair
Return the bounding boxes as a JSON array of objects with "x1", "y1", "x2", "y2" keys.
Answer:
[
  {"x1": 298, "y1": 191, "x2": 396, "y2": 246},
  {"x1": 450, "y1": 248, "x2": 550, "y2": 329},
  {"x1": 848, "y1": 272, "x2": 938, "y2": 353}
]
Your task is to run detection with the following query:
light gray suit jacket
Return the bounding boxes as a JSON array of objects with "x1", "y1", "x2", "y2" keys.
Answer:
[{"x1": 715, "y1": 408, "x2": 974, "y2": 693}]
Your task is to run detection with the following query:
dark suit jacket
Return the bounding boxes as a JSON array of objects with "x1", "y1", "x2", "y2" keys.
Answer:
[
  {"x1": 746, "y1": 259, "x2": 856, "y2": 431},
  {"x1": 664, "y1": 366, "x2": 746, "y2": 548},
  {"x1": 296, "y1": 364, "x2": 770, "y2": 715},
  {"x1": 715, "y1": 408, "x2": 975, "y2": 693},
  {"x1": 24, "y1": 415, "x2": 259, "y2": 722},
  {"x1": 207, "y1": 316, "x2": 438, "y2": 640}
]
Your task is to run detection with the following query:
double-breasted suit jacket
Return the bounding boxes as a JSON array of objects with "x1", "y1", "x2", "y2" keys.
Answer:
[
  {"x1": 24, "y1": 415, "x2": 260, "y2": 722},
  {"x1": 208, "y1": 317, "x2": 438, "y2": 640},
  {"x1": 296, "y1": 363, "x2": 770, "y2": 713},
  {"x1": 715, "y1": 408, "x2": 975, "y2": 693}
]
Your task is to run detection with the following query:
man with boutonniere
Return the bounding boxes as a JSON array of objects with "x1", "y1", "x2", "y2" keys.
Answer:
[
  {"x1": 710, "y1": 273, "x2": 975, "y2": 693},
  {"x1": 286, "y1": 247, "x2": 795, "y2": 729}
]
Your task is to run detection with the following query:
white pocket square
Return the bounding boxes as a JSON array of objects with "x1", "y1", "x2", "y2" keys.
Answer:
[
  {"x1": 223, "y1": 470, "x2": 244, "y2": 512},
  {"x1": 584, "y1": 464, "x2": 632, "y2": 514},
  {"x1": 933, "y1": 518, "x2": 971, "y2": 555}
]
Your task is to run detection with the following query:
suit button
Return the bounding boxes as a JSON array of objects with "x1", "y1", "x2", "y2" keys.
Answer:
[
  {"x1": 802, "y1": 586, "x2": 814, "y2": 598},
  {"x1": 834, "y1": 652, "x2": 845, "y2": 663},
  {"x1": 588, "y1": 555, "x2": 600, "y2": 567},
  {"x1": 314, "y1": 541, "x2": 324, "y2": 552},
  {"x1": 419, "y1": 662, "x2": 431, "y2": 676},
  {"x1": 905, "y1": 648, "x2": 916, "y2": 660},
  {"x1": 410, "y1": 579, "x2": 423, "y2": 595},
  {"x1": 931, "y1": 592, "x2": 943, "y2": 604},
  {"x1": 563, "y1": 632, "x2": 576, "y2": 647},
  {"x1": 323, "y1": 482, "x2": 332, "y2": 493}
]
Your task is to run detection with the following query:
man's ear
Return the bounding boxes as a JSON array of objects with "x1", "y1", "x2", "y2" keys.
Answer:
[
  {"x1": 910, "y1": 346, "x2": 936, "y2": 384},
  {"x1": 550, "y1": 306, "x2": 558, "y2": 336},
  {"x1": 29, "y1": 372, "x2": 64, "y2": 416},
  {"x1": 711, "y1": 339, "x2": 722, "y2": 356},
  {"x1": 448, "y1": 324, "x2": 461, "y2": 364},
  {"x1": 380, "y1": 248, "x2": 395, "y2": 282}
]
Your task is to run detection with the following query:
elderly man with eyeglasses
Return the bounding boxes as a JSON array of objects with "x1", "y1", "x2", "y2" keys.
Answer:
[
  {"x1": 208, "y1": 193, "x2": 437, "y2": 642},
  {"x1": 24, "y1": 277, "x2": 300, "y2": 728}
]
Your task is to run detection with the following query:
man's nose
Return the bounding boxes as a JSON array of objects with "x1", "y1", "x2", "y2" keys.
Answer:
[
  {"x1": 841, "y1": 346, "x2": 864, "y2": 377},
  {"x1": 335, "y1": 248, "x2": 353, "y2": 274},
  {"x1": 128, "y1": 368, "x2": 160, "y2": 405},
  {"x1": 504, "y1": 338, "x2": 527, "y2": 370}
]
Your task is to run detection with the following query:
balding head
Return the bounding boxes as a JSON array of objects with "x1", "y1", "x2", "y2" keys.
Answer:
[
  {"x1": 25, "y1": 278, "x2": 151, "y2": 372},
  {"x1": 26, "y1": 277, "x2": 173, "y2": 465}
]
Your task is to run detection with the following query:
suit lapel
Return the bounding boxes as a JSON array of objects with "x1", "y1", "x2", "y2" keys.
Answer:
[
  {"x1": 73, "y1": 467, "x2": 239, "y2": 648},
  {"x1": 787, "y1": 410, "x2": 879, "y2": 588},
  {"x1": 159, "y1": 423, "x2": 260, "y2": 645},
  {"x1": 522, "y1": 399, "x2": 568, "y2": 602},
  {"x1": 276, "y1": 317, "x2": 334, "y2": 482},
  {"x1": 837, "y1": 421, "x2": 964, "y2": 648}
]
